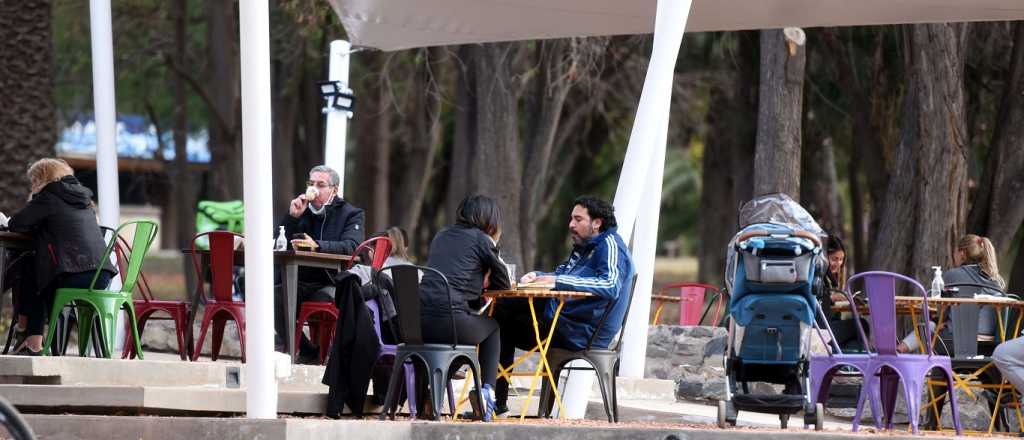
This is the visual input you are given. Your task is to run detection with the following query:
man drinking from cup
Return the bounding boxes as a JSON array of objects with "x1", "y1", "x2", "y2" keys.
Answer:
[{"x1": 274, "y1": 165, "x2": 365, "y2": 362}]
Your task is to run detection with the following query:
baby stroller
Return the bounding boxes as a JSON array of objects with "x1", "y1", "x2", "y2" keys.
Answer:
[{"x1": 717, "y1": 193, "x2": 828, "y2": 430}]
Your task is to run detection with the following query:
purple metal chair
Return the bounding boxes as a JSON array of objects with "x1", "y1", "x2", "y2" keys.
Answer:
[
  {"x1": 367, "y1": 298, "x2": 458, "y2": 418},
  {"x1": 809, "y1": 296, "x2": 882, "y2": 431},
  {"x1": 845, "y1": 271, "x2": 962, "y2": 434}
]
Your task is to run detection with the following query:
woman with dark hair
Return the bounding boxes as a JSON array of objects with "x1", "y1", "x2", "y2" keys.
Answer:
[
  {"x1": 819, "y1": 234, "x2": 867, "y2": 350},
  {"x1": 419, "y1": 194, "x2": 510, "y2": 420}
]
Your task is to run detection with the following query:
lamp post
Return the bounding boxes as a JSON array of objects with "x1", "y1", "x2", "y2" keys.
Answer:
[{"x1": 322, "y1": 41, "x2": 355, "y2": 196}]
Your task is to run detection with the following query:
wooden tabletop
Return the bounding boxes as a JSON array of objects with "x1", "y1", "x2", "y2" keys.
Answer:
[
  {"x1": 652, "y1": 294, "x2": 681, "y2": 302},
  {"x1": 484, "y1": 289, "x2": 593, "y2": 299},
  {"x1": 833, "y1": 295, "x2": 1024, "y2": 313},
  {"x1": 0, "y1": 230, "x2": 32, "y2": 249}
]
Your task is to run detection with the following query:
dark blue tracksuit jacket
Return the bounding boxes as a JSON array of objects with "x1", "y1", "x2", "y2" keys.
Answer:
[{"x1": 539, "y1": 227, "x2": 634, "y2": 351}]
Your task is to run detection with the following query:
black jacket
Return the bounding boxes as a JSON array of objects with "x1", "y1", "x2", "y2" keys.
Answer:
[
  {"x1": 8, "y1": 176, "x2": 116, "y2": 288},
  {"x1": 278, "y1": 197, "x2": 365, "y2": 285},
  {"x1": 322, "y1": 271, "x2": 381, "y2": 417},
  {"x1": 421, "y1": 224, "x2": 510, "y2": 316}
]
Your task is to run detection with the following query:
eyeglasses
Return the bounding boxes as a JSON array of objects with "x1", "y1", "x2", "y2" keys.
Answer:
[{"x1": 306, "y1": 180, "x2": 334, "y2": 189}]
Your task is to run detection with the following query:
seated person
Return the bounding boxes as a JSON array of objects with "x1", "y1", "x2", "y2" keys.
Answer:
[
  {"x1": 818, "y1": 235, "x2": 869, "y2": 350},
  {"x1": 7, "y1": 158, "x2": 115, "y2": 355},
  {"x1": 419, "y1": 194, "x2": 510, "y2": 421},
  {"x1": 493, "y1": 195, "x2": 635, "y2": 416},
  {"x1": 898, "y1": 234, "x2": 1006, "y2": 353},
  {"x1": 274, "y1": 165, "x2": 364, "y2": 360}
]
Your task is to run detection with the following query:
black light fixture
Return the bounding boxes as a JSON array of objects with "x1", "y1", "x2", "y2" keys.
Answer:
[{"x1": 317, "y1": 80, "x2": 356, "y2": 115}]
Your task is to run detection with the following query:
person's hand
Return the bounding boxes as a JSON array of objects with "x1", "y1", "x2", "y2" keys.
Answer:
[
  {"x1": 830, "y1": 293, "x2": 846, "y2": 302},
  {"x1": 520, "y1": 271, "x2": 538, "y2": 284},
  {"x1": 290, "y1": 233, "x2": 317, "y2": 250},
  {"x1": 535, "y1": 275, "x2": 556, "y2": 284},
  {"x1": 288, "y1": 195, "x2": 308, "y2": 218}
]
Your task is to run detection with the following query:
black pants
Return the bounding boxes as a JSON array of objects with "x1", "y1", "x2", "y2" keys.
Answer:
[
  {"x1": 492, "y1": 297, "x2": 574, "y2": 406},
  {"x1": 421, "y1": 311, "x2": 500, "y2": 388},
  {"x1": 273, "y1": 280, "x2": 335, "y2": 351},
  {"x1": 829, "y1": 317, "x2": 870, "y2": 350},
  {"x1": 20, "y1": 268, "x2": 112, "y2": 336}
]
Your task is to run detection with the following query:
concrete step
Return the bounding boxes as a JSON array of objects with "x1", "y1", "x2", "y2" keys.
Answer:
[
  {"x1": 0, "y1": 354, "x2": 673, "y2": 400},
  {"x1": 20, "y1": 413, "x2": 917, "y2": 440},
  {"x1": 0, "y1": 354, "x2": 327, "y2": 391},
  {"x1": 0, "y1": 384, "x2": 326, "y2": 415}
]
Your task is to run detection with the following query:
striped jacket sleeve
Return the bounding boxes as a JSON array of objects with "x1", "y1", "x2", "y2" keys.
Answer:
[{"x1": 553, "y1": 235, "x2": 623, "y2": 299}]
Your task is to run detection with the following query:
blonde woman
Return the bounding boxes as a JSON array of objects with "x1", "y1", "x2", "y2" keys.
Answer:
[
  {"x1": 8, "y1": 158, "x2": 115, "y2": 355},
  {"x1": 898, "y1": 234, "x2": 1005, "y2": 353}
]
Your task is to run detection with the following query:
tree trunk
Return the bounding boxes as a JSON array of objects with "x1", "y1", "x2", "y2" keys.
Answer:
[
  {"x1": 754, "y1": 28, "x2": 806, "y2": 200},
  {"x1": 699, "y1": 31, "x2": 759, "y2": 285},
  {"x1": 967, "y1": 23, "x2": 1024, "y2": 259},
  {"x1": 0, "y1": 0, "x2": 56, "y2": 212},
  {"x1": 1009, "y1": 243, "x2": 1024, "y2": 294},
  {"x1": 870, "y1": 24, "x2": 968, "y2": 283},
  {"x1": 448, "y1": 43, "x2": 523, "y2": 265},
  {"x1": 731, "y1": 31, "x2": 759, "y2": 209},
  {"x1": 391, "y1": 47, "x2": 446, "y2": 245},
  {"x1": 171, "y1": 0, "x2": 195, "y2": 250},
  {"x1": 351, "y1": 52, "x2": 391, "y2": 234},
  {"x1": 519, "y1": 40, "x2": 575, "y2": 270},
  {"x1": 205, "y1": 0, "x2": 242, "y2": 201}
]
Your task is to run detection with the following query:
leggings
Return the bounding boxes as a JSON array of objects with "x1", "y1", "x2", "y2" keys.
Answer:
[
  {"x1": 420, "y1": 312, "x2": 500, "y2": 387},
  {"x1": 20, "y1": 270, "x2": 112, "y2": 336}
]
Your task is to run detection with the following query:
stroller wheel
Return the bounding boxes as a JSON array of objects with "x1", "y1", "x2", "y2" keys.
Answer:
[
  {"x1": 803, "y1": 402, "x2": 824, "y2": 431},
  {"x1": 814, "y1": 403, "x2": 824, "y2": 431},
  {"x1": 779, "y1": 414, "x2": 789, "y2": 429}
]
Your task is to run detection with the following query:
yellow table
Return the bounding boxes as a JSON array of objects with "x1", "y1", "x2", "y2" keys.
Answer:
[
  {"x1": 469, "y1": 288, "x2": 592, "y2": 419},
  {"x1": 650, "y1": 294, "x2": 680, "y2": 325}
]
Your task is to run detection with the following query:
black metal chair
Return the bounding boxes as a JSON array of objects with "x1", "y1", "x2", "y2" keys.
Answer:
[
  {"x1": 538, "y1": 274, "x2": 638, "y2": 422},
  {"x1": 377, "y1": 264, "x2": 485, "y2": 420}
]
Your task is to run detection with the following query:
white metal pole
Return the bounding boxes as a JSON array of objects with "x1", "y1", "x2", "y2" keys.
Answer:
[
  {"x1": 89, "y1": 0, "x2": 120, "y2": 229},
  {"x1": 612, "y1": 0, "x2": 691, "y2": 380},
  {"x1": 557, "y1": 0, "x2": 692, "y2": 419},
  {"x1": 324, "y1": 40, "x2": 351, "y2": 196},
  {"x1": 618, "y1": 131, "x2": 666, "y2": 378},
  {"x1": 240, "y1": 0, "x2": 277, "y2": 419}
]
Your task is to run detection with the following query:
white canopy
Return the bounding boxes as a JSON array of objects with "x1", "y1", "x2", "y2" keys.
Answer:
[{"x1": 329, "y1": 0, "x2": 1024, "y2": 51}]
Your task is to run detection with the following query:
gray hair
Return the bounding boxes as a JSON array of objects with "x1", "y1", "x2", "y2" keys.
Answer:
[{"x1": 309, "y1": 165, "x2": 341, "y2": 187}]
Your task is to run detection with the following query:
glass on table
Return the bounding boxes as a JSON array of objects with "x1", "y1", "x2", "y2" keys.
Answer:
[{"x1": 506, "y1": 263, "x2": 517, "y2": 289}]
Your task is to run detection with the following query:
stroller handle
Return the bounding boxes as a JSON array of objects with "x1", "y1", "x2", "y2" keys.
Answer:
[{"x1": 735, "y1": 228, "x2": 821, "y2": 247}]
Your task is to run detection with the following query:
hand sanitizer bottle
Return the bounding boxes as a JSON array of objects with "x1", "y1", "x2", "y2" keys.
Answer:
[
  {"x1": 275, "y1": 226, "x2": 288, "y2": 251},
  {"x1": 930, "y1": 266, "x2": 944, "y2": 298}
]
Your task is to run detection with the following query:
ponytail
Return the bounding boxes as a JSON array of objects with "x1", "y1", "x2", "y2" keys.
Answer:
[
  {"x1": 958, "y1": 234, "x2": 1005, "y2": 289},
  {"x1": 978, "y1": 237, "x2": 1005, "y2": 289}
]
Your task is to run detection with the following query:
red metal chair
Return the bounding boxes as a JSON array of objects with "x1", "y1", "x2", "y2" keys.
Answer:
[
  {"x1": 114, "y1": 231, "x2": 192, "y2": 360},
  {"x1": 191, "y1": 231, "x2": 246, "y2": 362},
  {"x1": 658, "y1": 282, "x2": 727, "y2": 326},
  {"x1": 294, "y1": 236, "x2": 392, "y2": 364}
]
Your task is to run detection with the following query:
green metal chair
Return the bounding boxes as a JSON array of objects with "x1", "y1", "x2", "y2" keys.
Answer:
[{"x1": 42, "y1": 220, "x2": 158, "y2": 358}]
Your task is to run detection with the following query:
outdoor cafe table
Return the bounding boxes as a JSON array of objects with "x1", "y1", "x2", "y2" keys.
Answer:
[
  {"x1": 650, "y1": 294, "x2": 679, "y2": 325},
  {"x1": 481, "y1": 288, "x2": 593, "y2": 419},
  {"x1": 182, "y1": 248, "x2": 352, "y2": 362},
  {"x1": 835, "y1": 295, "x2": 1024, "y2": 434}
]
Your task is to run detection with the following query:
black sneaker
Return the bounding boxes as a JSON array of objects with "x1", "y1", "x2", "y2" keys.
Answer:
[{"x1": 14, "y1": 345, "x2": 42, "y2": 356}]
